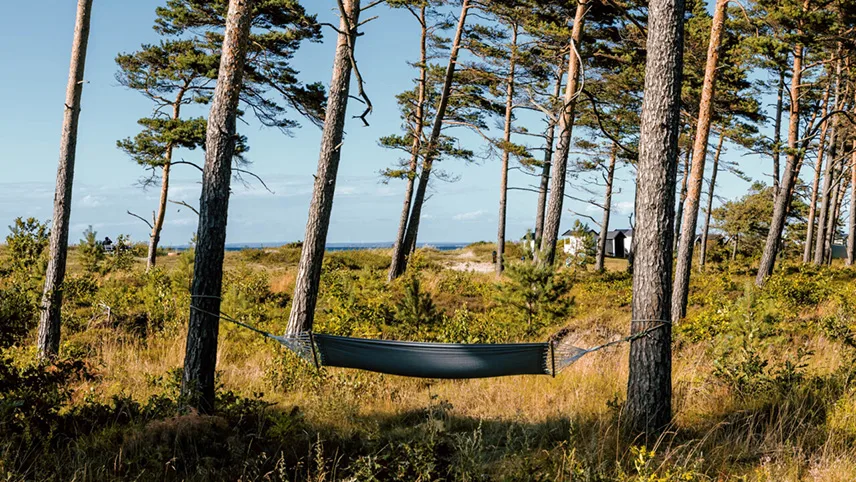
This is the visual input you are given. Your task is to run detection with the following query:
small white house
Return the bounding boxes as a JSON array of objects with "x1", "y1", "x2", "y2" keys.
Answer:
[{"x1": 561, "y1": 228, "x2": 634, "y2": 258}]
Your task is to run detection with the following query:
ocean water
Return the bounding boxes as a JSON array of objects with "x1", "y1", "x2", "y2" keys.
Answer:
[{"x1": 166, "y1": 242, "x2": 470, "y2": 252}]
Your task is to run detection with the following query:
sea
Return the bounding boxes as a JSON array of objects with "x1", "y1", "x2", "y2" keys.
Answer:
[{"x1": 165, "y1": 242, "x2": 470, "y2": 252}]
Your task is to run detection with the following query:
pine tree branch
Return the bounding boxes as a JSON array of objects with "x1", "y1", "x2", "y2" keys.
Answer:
[{"x1": 127, "y1": 211, "x2": 154, "y2": 230}]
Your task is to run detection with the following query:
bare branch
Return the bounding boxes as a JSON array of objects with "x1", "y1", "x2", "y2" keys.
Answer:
[
  {"x1": 169, "y1": 200, "x2": 199, "y2": 216},
  {"x1": 127, "y1": 210, "x2": 154, "y2": 230}
]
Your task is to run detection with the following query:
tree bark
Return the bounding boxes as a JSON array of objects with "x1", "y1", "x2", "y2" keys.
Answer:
[
  {"x1": 772, "y1": 69, "x2": 785, "y2": 194},
  {"x1": 388, "y1": 4, "x2": 427, "y2": 282},
  {"x1": 828, "y1": 165, "x2": 848, "y2": 264},
  {"x1": 395, "y1": 0, "x2": 470, "y2": 278},
  {"x1": 626, "y1": 0, "x2": 684, "y2": 436},
  {"x1": 803, "y1": 83, "x2": 832, "y2": 263},
  {"x1": 671, "y1": 0, "x2": 727, "y2": 322},
  {"x1": 823, "y1": 145, "x2": 846, "y2": 264},
  {"x1": 674, "y1": 148, "x2": 690, "y2": 251},
  {"x1": 756, "y1": 36, "x2": 805, "y2": 285},
  {"x1": 538, "y1": 0, "x2": 587, "y2": 266},
  {"x1": 595, "y1": 144, "x2": 618, "y2": 272},
  {"x1": 37, "y1": 0, "x2": 94, "y2": 361},
  {"x1": 534, "y1": 64, "x2": 566, "y2": 245},
  {"x1": 815, "y1": 54, "x2": 844, "y2": 264},
  {"x1": 848, "y1": 139, "x2": 856, "y2": 266},
  {"x1": 815, "y1": 136, "x2": 838, "y2": 264},
  {"x1": 699, "y1": 134, "x2": 724, "y2": 268},
  {"x1": 287, "y1": 0, "x2": 361, "y2": 333},
  {"x1": 182, "y1": 0, "x2": 253, "y2": 413},
  {"x1": 496, "y1": 24, "x2": 518, "y2": 275}
]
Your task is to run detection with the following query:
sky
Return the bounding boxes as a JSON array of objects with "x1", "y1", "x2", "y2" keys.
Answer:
[{"x1": 0, "y1": 0, "x2": 774, "y2": 246}]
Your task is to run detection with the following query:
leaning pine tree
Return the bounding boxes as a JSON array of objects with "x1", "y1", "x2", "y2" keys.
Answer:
[
  {"x1": 287, "y1": 0, "x2": 366, "y2": 335},
  {"x1": 38, "y1": 0, "x2": 94, "y2": 361},
  {"x1": 626, "y1": 0, "x2": 684, "y2": 434},
  {"x1": 182, "y1": 0, "x2": 253, "y2": 413}
]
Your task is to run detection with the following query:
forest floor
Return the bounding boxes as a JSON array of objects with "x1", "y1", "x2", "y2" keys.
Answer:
[{"x1": 2, "y1": 243, "x2": 856, "y2": 481}]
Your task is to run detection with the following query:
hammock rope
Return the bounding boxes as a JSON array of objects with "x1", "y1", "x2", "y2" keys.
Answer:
[{"x1": 189, "y1": 295, "x2": 669, "y2": 378}]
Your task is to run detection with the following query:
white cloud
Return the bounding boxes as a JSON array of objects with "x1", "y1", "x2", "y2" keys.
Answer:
[
  {"x1": 453, "y1": 210, "x2": 485, "y2": 221},
  {"x1": 79, "y1": 194, "x2": 104, "y2": 208},
  {"x1": 613, "y1": 201, "x2": 635, "y2": 215}
]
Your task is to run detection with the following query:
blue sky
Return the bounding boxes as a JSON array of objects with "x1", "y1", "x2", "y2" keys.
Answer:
[{"x1": 0, "y1": 0, "x2": 773, "y2": 245}]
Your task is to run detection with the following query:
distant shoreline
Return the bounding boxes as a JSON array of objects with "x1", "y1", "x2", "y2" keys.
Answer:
[{"x1": 164, "y1": 242, "x2": 473, "y2": 252}]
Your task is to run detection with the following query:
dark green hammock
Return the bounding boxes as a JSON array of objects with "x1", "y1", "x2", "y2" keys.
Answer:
[{"x1": 191, "y1": 303, "x2": 664, "y2": 379}]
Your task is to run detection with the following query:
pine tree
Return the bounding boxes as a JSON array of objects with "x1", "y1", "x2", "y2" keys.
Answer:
[
  {"x1": 625, "y1": 0, "x2": 684, "y2": 435},
  {"x1": 182, "y1": 0, "x2": 254, "y2": 413},
  {"x1": 37, "y1": 0, "x2": 94, "y2": 361}
]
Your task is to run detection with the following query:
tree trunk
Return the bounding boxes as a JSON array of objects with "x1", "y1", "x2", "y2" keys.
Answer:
[
  {"x1": 625, "y1": 0, "x2": 684, "y2": 436},
  {"x1": 538, "y1": 0, "x2": 588, "y2": 266},
  {"x1": 803, "y1": 83, "x2": 832, "y2": 263},
  {"x1": 182, "y1": 0, "x2": 253, "y2": 413},
  {"x1": 534, "y1": 64, "x2": 566, "y2": 245},
  {"x1": 731, "y1": 233, "x2": 739, "y2": 261},
  {"x1": 815, "y1": 136, "x2": 838, "y2": 264},
  {"x1": 699, "y1": 134, "x2": 724, "y2": 268},
  {"x1": 37, "y1": 0, "x2": 94, "y2": 361},
  {"x1": 674, "y1": 148, "x2": 690, "y2": 251},
  {"x1": 671, "y1": 0, "x2": 727, "y2": 322},
  {"x1": 824, "y1": 148, "x2": 846, "y2": 264},
  {"x1": 146, "y1": 96, "x2": 185, "y2": 272},
  {"x1": 395, "y1": 0, "x2": 470, "y2": 278},
  {"x1": 496, "y1": 24, "x2": 518, "y2": 275},
  {"x1": 388, "y1": 5, "x2": 427, "y2": 282},
  {"x1": 815, "y1": 55, "x2": 844, "y2": 264},
  {"x1": 287, "y1": 0, "x2": 361, "y2": 333},
  {"x1": 848, "y1": 139, "x2": 856, "y2": 266},
  {"x1": 756, "y1": 37, "x2": 805, "y2": 285},
  {"x1": 595, "y1": 144, "x2": 618, "y2": 272},
  {"x1": 772, "y1": 69, "x2": 785, "y2": 194},
  {"x1": 829, "y1": 168, "x2": 848, "y2": 264}
]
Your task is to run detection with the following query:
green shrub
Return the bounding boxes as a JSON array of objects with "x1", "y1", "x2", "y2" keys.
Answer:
[
  {"x1": 761, "y1": 265, "x2": 832, "y2": 308},
  {"x1": 78, "y1": 226, "x2": 106, "y2": 275},
  {"x1": 394, "y1": 275, "x2": 441, "y2": 333},
  {"x1": 3, "y1": 217, "x2": 48, "y2": 278},
  {"x1": 0, "y1": 288, "x2": 36, "y2": 349},
  {"x1": 496, "y1": 261, "x2": 573, "y2": 329}
]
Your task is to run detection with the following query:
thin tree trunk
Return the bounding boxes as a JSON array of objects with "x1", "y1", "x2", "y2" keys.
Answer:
[
  {"x1": 626, "y1": 0, "x2": 684, "y2": 435},
  {"x1": 595, "y1": 144, "x2": 618, "y2": 272},
  {"x1": 674, "y1": 147, "x2": 690, "y2": 251},
  {"x1": 388, "y1": 5, "x2": 427, "y2": 282},
  {"x1": 396, "y1": 0, "x2": 470, "y2": 278},
  {"x1": 699, "y1": 134, "x2": 724, "y2": 268},
  {"x1": 803, "y1": 83, "x2": 832, "y2": 263},
  {"x1": 756, "y1": 34, "x2": 805, "y2": 285},
  {"x1": 815, "y1": 137, "x2": 838, "y2": 264},
  {"x1": 538, "y1": 0, "x2": 588, "y2": 266},
  {"x1": 815, "y1": 53, "x2": 844, "y2": 264},
  {"x1": 671, "y1": 0, "x2": 728, "y2": 322},
  {"x1": 534, "y1": 64, "x2": 566, "y2": 245},
  {"x1": 496, "y1": 24, "x2": 518, "y2": 275},
  {"x1": 848, "y1": 139, "x2": 856, "y2": 265},
  {"x1": 824, "y1": 146, "x2": 845, "y2": 264},
  {"x1": 731, "y1": 233, "x2": 739, "y2": 261},
  {"x1": 37, "y1": 0, "x2": 94, "y2": 361},
  {"x1": 287, "y1": 0, "x2": 361, "y2": 333},
  {"x1": 829, "y1": 168, "x2": 848, "y2": 264},
  {"x1": 147, "y1": 97, "x2": 185, "y2": 272},
  {"x1": 182, "y1": 0, "x2": 253, "y2": 413},
  {"x1": 772, "y1": 69, "x2": 785, "y2": 194}
]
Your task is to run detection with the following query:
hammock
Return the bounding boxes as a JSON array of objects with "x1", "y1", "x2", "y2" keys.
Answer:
[{"x1": 191, "y1": 303, "x2": 666, "y2": 379}]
